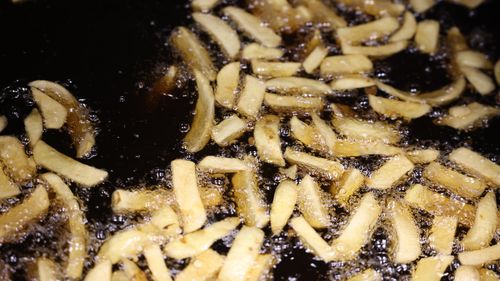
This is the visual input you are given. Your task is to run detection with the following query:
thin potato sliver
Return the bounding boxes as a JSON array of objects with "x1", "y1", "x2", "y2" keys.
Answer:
[
  {"x1": 183, "y1": 70, "x2": 215, "y2": 152},
  {"x1": 215, "y1": 62, "x2": 240, "y2": 109},
  {"x1": 311, "y1": 114, "x2": 337, "y2": 154},
  {"x1": 332, "y1": 116, "x2": 400, "y2": 144},
  {"x1": 368, "y1": 95, "x2": 431, "y2": 120},
  {"x1": 237, "y1": 75, "x2": 265, "y2": 119},
  {"x1": 254, "y1": 115, "x2": 285, "y2": 166},
  {"x1": 387, "y1": 200, "x2": 421, "y2": 263},
  {"x1": 439, "y1": 102, "x2": 500, "y2": 130},
  {"x1": 193, "y1": 12, "x2": 240, "y2": 59},
  {"x1": 42, "y1": 173, "x2": 88, "y2": 279},
  {"x1": 111, "y1": 189, "x2": 172, "y2": 214},
  {"x1": 192, "y1": 0, "x2": 219, "y2": 11},
  {"x1": 198, "y1": 156, "x2": 251, "y2": 173},
  {"x1": 301, "y1": 0, "x2": 346, "y2": 28},
  {"x1": 458, "y1": 243, "x2": 500, "y2": 266},
  {"x1": 0, "y1": 185, "x2": 49, "y2": 243},
  {"x1": 341, "y1": 40, "x2": 408, "y2": 57},
  {"x1": 264, "y1": 93, "x2": 324, "y2": 113},
  {"x1": 252, "y1": 60, "x2": 301, "y2": 77},
  {"x1": 175, "y1": 249, "x2": 225, "y2": 281},
  {"x1": 410, "y1": 0, "x2": 436, "y2": 12},
  {"x1": 412, "y1": 255, "x2": 454, "y2": 281},
  {"x1": 211, "y1": 114, "x2": 247, "y2": 146},
  {"x1": 375, "y1": 76, "x2": 466, "y2": 106},
  {"x1": 97, "y1": 229, "x2": 149, "y2": 263},
  {"x1": 415, "y1": 20, "x2": 440, "y2": 54},
  {"x1": 460, "y1": 66, "x2": 495, "y2": 95},
  {"x1": 0, "y1": 164, "x2": 20, "y2": 199},
  {"x1": 33, "y1": 140, "x2": 108, "y2": 187},
  {"x1": 170, "y1": 27, "x2": 216, "y2": 80},
  {"x1": 331, "y1": 192, "x2": 381, "y2": 261},
  {"x1": 223, "y1": 6, "x2": 281, "y2": 47},
  {"x1": 461, "y1": 192, "x2": 496, "y2": 250},
  {"x1": 242, "y1": 43, "x2": 283, "y2": 60},
  {"x1": 290, "y1": 116, "x2": 329, "y2": 153},
  {"x1": 0, "y1": 136, "x2": 36, "y2": 183},
  {"x1": 456, "y1": 50, "x2": 493, "y2": 69},
  {"x1": 29, "y1": 80, "x2": 96, "y2": 158},
  {"x1": 406, "y1": 148, "x2": 439, "y2": 164},
  {"x1": 337, "y1": 0, "x2": 404, "y2": 17},
  {"x1": 297, "y1": 175, "x2": 330, "y2": 228},
  {"x1": 330, "y1": 76, "x2": 375, "y2": 90},
  {"x1": 289, "y1": 216, "x2": 336, "y2": 262},
  {"x1": 232, "y1": 170, "x2": 269, "y2": 228},
  {"x1": 244, "y1": 254, "x2": 273, "y2": 281},
  {"x1": 366, "y1": 155, "x2": 414, "y2": 190},
  {"x1": 331, "y1": 168, "x2": 364, "y2": 206},
  {"x1": 423, "y1": 161, "x2": 486, "y2": 199},
  {"x1": 143, "y1": 243, "x2": 172, "y2": 281},
  {"x1": 454, "y1": 266, "x2": 480, "y2": 281},
  {"x1": 164, "y1": 217, "x2": 239, "y2": 259},
  {"x1": 265, "y1": 77, "x2": 331, "y2": 96},
  {"x1": 217, "y1": 226, "x2": 264, "y2": 281},
  {"x1": 389, "y1": 11, "x2": 417, "y2": 42},
  {"x1": 36, "y1": 257, "x2": 61, "y2": 281},
  {"x1": 84, "y1": 260, "x2": 111, "y2": 281},
  {"x1": 332, "y1": 139, "x2": 403, "y2": 157},
  {"x1": 337, "y1": 17, "x2": 399, "y2": 45},
  {"x1": 171, "y1": 159, "x2": 206, "y2": 233},
  {"x1": 428, "y1": 215, "x2": 457, "y2": 255},
  {"x1": 284, "y1": 148, "x2": 344, "y2": 179},
  {"x1": 449, "y1": 147, "x2": 500, "y2": 186},
  {"x1": 404, "y1": 184, "x2": 475, "y2": 226},
  {"x1": 121, "y1": 259, "x2": 148, "y2": 281},
  {"x1": 31, "y1": 87, "x2": 67, "y2": 129},
  {"x1": 270, "y1": 180, "x2": 298, "y2": 234},
  {"x1": 320, "y1": 55, "x2": 373, "y2": 76},
  {"x1": 303, "y1": 45, "x2": 328, "y2": 74},
  {"x1": 24, "y1": 108, "x2": 43, "y2": 146}
]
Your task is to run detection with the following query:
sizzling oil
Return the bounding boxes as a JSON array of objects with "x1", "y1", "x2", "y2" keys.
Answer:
[{"x1": 0, "y1": 0, "x2": 499, "y2": 280}]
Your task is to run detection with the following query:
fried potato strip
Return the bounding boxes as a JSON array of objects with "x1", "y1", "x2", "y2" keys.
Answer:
[
  {"x1": 217, "y1": 226, "x2": 264, "y2": 281},
  {"x1": 449, "y1": 147, "x2": 500, "y2": 186},
  {"x1": 171, "y1": 159, "x2": 206, "y2": 233},
  {"x1": 29, "y1": 80, "x2": 96, "y2": 158},
  {"x1": 0, "y1": 185, "x2": 49, "y2": 243},
  {"x1": 33, "y1": 140, "x2": 108, "y2": 187},
  {"x1": 170, "y1": 27, "x2": 216, "y2": 80},
  {"x1": 42, "y1": 173, "x2": 88, "y2": 279}
]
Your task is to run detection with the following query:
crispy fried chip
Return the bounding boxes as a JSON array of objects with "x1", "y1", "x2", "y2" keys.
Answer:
[
  {"x1": 0, "y1": 185, "x2": 49, "y2": 243},
  {"x1": 170, "y1": 27, "x2": 217, "y2": 80},
  {"x1": 389, "y1": 11, "x2": 417, "y2": 42},
  {"x1": 271, "y1": 180, "x2": 298, "y2": 234},
  {"x1": 33, "y1": 140, "x2": 108, "y2": 187},
  {"x1": 29, "y1": 80, "x2": 96, "y2": 158},
  {"x1": 183, "y1": 70, "x2": 215, "y2": 152},
  {"x1": 193, "y1": 12, "x2": 240, "y2": 59},
  {"x1": 31, "y1": 87, "x2": 67, "y2": 129},
  {"x1": 254, "y1": 115, "x2": 285, "y2": 166},
  {"x1": 223, "y1": 6, "x2": 281, "y2": 47},
  {"x1": 0, "y1": 136, "x2": 36, "y2": 183}
]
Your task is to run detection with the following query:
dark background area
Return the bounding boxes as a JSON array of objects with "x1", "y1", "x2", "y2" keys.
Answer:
[
  {"x1": 0, "y1": 0, "x2": 195, "y2": 182},
  {"x1": 0, "y1": 0, "x2": 499, "y2": 280}
]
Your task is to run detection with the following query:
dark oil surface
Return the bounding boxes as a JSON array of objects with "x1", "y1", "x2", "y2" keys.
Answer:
[{"x1": 0, "y1": 0, "x2": 499, "y2": 280}]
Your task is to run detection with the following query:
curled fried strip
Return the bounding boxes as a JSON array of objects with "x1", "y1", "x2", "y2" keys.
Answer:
[
  {"x1": 29, "y1": 80, "x2": 96, "y2": 158},
  {"x1": 42, "y1": 173, "x2": 88, "y2": 279}
]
